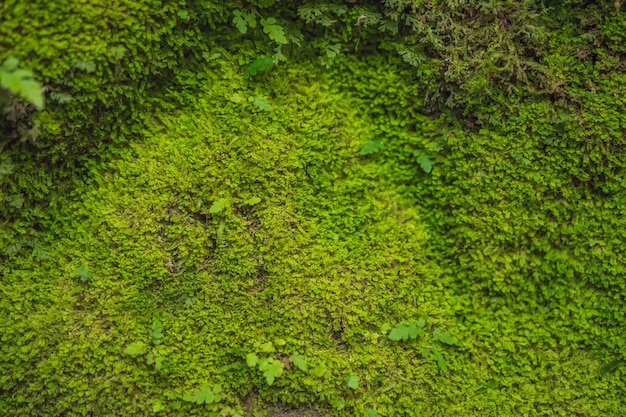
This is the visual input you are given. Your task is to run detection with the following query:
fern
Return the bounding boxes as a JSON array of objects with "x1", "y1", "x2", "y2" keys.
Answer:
[
  {"x1": 244, "y1": 57, "x2": 275, "y2": 79},
  {"x1": 232, "y1": 10, "x2": 257, "y2": 34},
  {"x1": 0, "y1": 57, "x2": 44, "y2": 110},
  {"x1": 260, "y1": 17, "x2": 287, "y2": 44}
]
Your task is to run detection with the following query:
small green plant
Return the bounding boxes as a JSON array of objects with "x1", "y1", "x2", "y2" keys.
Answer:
[
  {"x1": 244, "y1": 56, "x2": 276, "y2": 79},
  {"x1": 124, "y1": 320, "x2": 165, "y2": 370},
  {"x1": 430, "y1": 347, "x2": 448, "y2": 372},
  {"x1": 330, "y1": 396, "x2": 346, "y2": 410},
  {"x1": 388, "y1": 318, "x2": 425, "y2": 341},
  {"x1": 183, "y1": 384, "x2": 243, "y2": 416},
  {"x1": 184, "y1": 293, "x2": 198, "y2": 308},
  {"x1": 0, "y1": 57, "x2": 44, "y2": 110},
  {"x1": 249, "y1": 95, "x2": 271, "y2": 111},
  {"x1": 5, "y1": 193, "x2": 24, "y2": 209},
  {"x1": 183, "y1": 384, "x2": 222, "y2": 404},
  {"x1": 76, "y1": 266, "x2": 93, "y2": 283},
  {"x1": 598, "y1": 359, "x2": 624, "y2": 376},
  {"x1": 413, "y1": 150, "x2": 432, "y2": 173},
  {"x1": 146, "y1": 351, "x2": 164, "y2": 370},
  {"x1": 244, "y1": 196, "x2": 262, "y2": 206},
  {"x1": 474, "y1": 379, "x2": 497, "y2": 394},
  {"x1": 433, "y1": 327, "x2": 454, "y2": 345},
  {"x1": 246, "y1": 353, "x2": 284, "y2": 385},
  {"x1": 152, "y1": 399, "x2": 166, "y2": 413},
  {"x1": 423, "y1": 328, "x2": 455, "y2": 372},
  {"x1": 289, "y1": 352, "x2": 308, "y2": 371},
  {"x1": 359, "y1": 138, "x2": 384, "y2": 156},
  {"x1": 233, "y1": 10, "x2": 257, "y2": 34},
  {"x1": 388, "y1": 319, "x2": 455, "y2": 372},
  {"x1": 246, "y1": 344, "x2": 322, "y2": 387},
  {"x1": 49, "y1": 92, "x2": 73, "y2": 104},
  {"x1": 124, "y1": 341, "x2": 147, "y2": 357},
  {"x1": 209, "y1": 198, "x2": 229, "y2": 214},
  {"x1": 260, "y1": 17, "x2": 287, "y2": 44},
  {"x1": 149, "y1": 319, "x2": 163, "y2": 345},
  {"x1": 346, "y1": 373, "x2": 359, "y2": 389},
  {"x1": 245, "y1": 341, "x2": 310, "y2": 386},
  {"x1": 310, "y1": 361, "x2": 330, "y2": 378},
  {"x1": 73, "y1": 60, "x2": 96, "y2": 73}
]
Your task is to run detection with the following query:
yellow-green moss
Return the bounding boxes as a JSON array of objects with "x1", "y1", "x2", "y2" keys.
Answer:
[{"x1": 1, "y1": 1, "x2": 626, "y2": 416}]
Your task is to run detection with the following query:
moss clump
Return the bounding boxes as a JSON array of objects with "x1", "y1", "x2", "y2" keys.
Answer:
[{"x1": 1, "y1": 1, "x2": 625, "y2": 416}]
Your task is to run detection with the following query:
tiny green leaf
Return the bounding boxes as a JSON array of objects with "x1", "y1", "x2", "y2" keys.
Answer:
[
  {"x1": 110, "y1": 45, "x2": 127, "y2": 60},
  {"x1": 229, "y1": 92, "x2": 246, "y2": 103},
  {"x1": 598, "y1": 359, "x2": 623, "y2": 376},
  {"x1": 388, "y1": 327, "x2": 405, "y2": 341},
  {"x1": 20, "y1": 79, "x2": 44, "y2": 109},
  {"x1": 261, "y1": 18, "x2": 288, "y2": 44},
  {"x1": 152, "y1": 400, "x2": 165, "y2": 412},
  {"x1": 258, "y1": 359, "x2": 283, "y2": 385},
  {"x1": 474, "y1": 379, "x2": 497, "y2": 394},
  {"x1": 74, "y1": 60, "x2": 96, "y2": 73},
  {"x1": 249, "y1": 96, "x2": 271, "y2": 111},
  {"x1": 149, "y1": 319, "x2": 163, "y2": 345},
  {"x1": 183, "y1": 385, "x2": 217, "y2": 404},
  {"x1": 177, "y1": 9, "x2": 189, "y2": 19},
  {"x1": 388, "y1": 323, "x2": 409, "y2": 341},
  {"x1": 2, "y1": 57, "x2": 19, "y2": 71},
  {"x1": 191, "y1": 386, "x2": 212, "y2": 403},
  {"x1": 359, "y1": 139, "x2": 384, "y2": 155},
  {"x1": 246, "y1": 353, "x2": 259, "y2": 367},
  {"x1": 7, "y1": 194, "x2": 24, "y2": 209},
  {"x1": 244, "y1": 196, "x2": 262, "y2": 205},
  {"x1": 1, "y1": 61, "x2": 44, "y2": 110},
  {"x1": 50, "y1": 92, "x2": 73, "y2": 104},
  {"x1": 124, "y1": 341, "x2": 147, "y2": 357},
  {"x1": 146, "y1": 353, "x2": 163, "y2": 370},
  {"x1": 232, "y1": 11, "x2": 248, "y2": 33},
  {"x1": 346, "y1": 374, "x2": 359, "y2": 389},
  {"x1": 245, "y1": 13, "x2": 257, "y2": 28},
  {"x1": 436, "y1": 331, "x2": 455, "y2": 345},
  {"x1": 76, "y1": 266, "x2": 93, "y2": 282},
  {"x1": 259, "y1": 341, "x2": 275, "y2": 353},
  {"x1": 330, "y1": 397, "x2": 346, "y2": 410},
  {"x1": 289, "y1": 353, "x2": 308, "y2": 371},
  {"x1": 388, "y1": 321, "x2": 423, "y2": 341},
  {"x1": 311, "y1": 362, "x2": 329, "y2": 378},
  {"x1": 209, "y1": 198, "x2": 228, "y2": 214},
  {"x1": 433, "y1": 349, "x2": 448, "y2": 372},
  {"x1": 414, "y1": 150, "x2": 432, "y2": 173},
  {"x1": 244, "y1": 57, "x2": 275, "y2": 79}
]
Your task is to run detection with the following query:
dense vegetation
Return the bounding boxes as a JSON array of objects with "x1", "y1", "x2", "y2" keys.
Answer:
[{"x1": 1, "y1": 1, "x2": 625, "y2": 416}]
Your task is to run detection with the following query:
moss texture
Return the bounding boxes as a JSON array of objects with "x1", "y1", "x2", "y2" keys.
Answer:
[{"x1": 1, "y1": 1, "x2": 625, "y2": 416}]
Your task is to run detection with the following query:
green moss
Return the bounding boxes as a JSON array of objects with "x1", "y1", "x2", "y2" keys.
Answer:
[{"x1": 1, "y1": 1, "x2": 626, "y2": 416}]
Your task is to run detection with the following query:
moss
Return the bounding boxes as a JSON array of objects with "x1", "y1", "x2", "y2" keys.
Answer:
[{"x1": 1, "y1": 1, "x2": 626, "y2": 416}]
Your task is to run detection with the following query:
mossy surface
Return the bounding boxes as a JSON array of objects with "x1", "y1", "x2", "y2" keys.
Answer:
[{"x1": 1, "y1": 1, "x2": 626, "y2": 416}]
